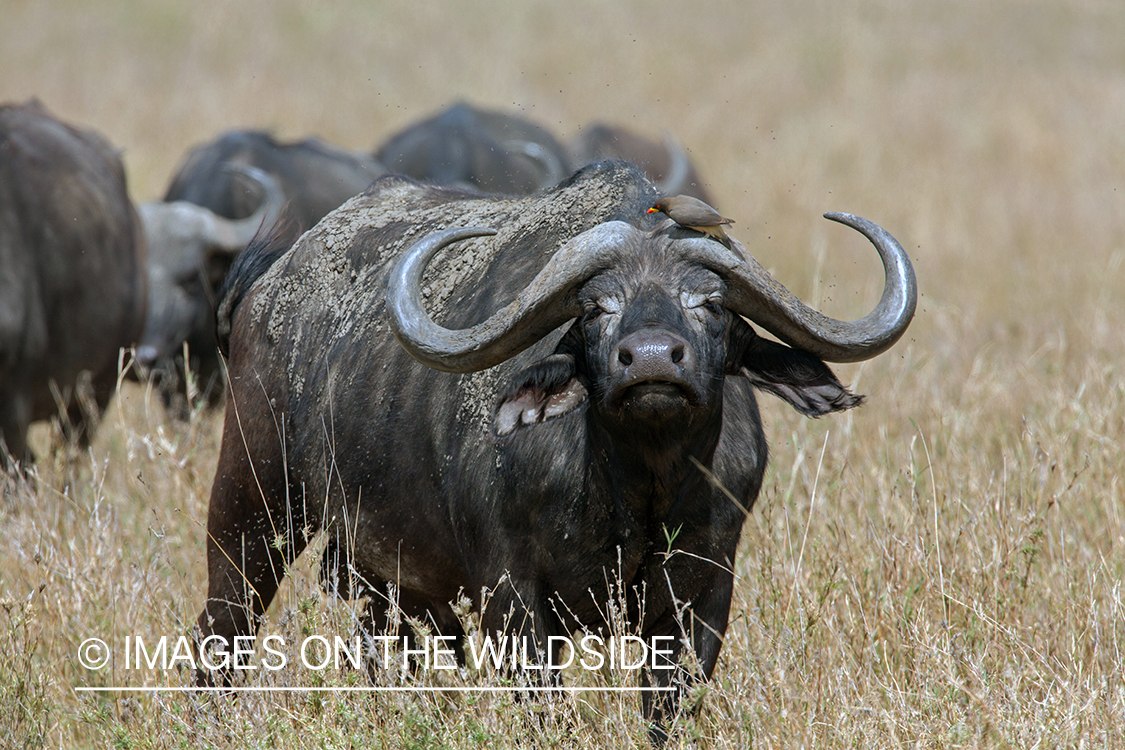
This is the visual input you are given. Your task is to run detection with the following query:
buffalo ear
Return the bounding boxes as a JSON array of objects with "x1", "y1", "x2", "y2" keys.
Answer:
[
  {"x1": 732, "y1": 324, "x2": 863, "y2": 417},
  {"x1": 494, "y1": 354, "x2": 588, "y2": 436}
]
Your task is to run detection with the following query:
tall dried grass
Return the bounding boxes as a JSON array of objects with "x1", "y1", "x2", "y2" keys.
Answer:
[{"x1": 2, "y1": 0, "x2": 1123, "y2": 747}]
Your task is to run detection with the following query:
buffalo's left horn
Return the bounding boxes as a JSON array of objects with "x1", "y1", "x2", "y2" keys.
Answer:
[{"x1": 688, "y1": 212, "x2": 917, "y2": 362}]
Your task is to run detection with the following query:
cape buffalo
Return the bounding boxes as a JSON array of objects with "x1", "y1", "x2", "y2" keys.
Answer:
[
  {"x1": 375, "y1": 102, "x2": 572, "y2": 195},
  {"x1": 0, "y1": 100, "x2": 146, "y2": 472},
  {"x1": 138, "y1": 130, "x2": 381, "y2": 416},
  {"x1": 196, "y1": 161, "x2": 915, "y2": 740}
]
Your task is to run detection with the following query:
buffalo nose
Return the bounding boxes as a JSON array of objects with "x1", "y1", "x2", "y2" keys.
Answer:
[{"x1": 612, "y1": 329, "x2": 694, "y2": 383}]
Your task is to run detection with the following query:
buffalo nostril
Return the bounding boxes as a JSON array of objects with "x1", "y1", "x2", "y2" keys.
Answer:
[
  {"x1": 618, "y1": 348, "x2": 633, "y2": 366},
  {"x1": 670, "y1": 344, "x2": 684, "y2": 364}
]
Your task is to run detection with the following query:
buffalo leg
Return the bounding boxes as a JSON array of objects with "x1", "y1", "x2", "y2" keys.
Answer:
[
  {"x1": 479, "y1": 578, "x2": 565, "y2": 680},
  {"x1": 195, "y1": 390, "x2": 307, "y2": 683},
  {"x1": 640, "y1": 567, "x2": 734, "y2": 744},
  {"x1": 0, "y1": 395, "x2": 32, "y2": 474}
]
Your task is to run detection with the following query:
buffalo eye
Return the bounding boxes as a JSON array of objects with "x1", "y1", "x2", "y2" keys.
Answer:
[
  {"x1": 681, "y1": 290, "x2": 724, "y2": 319},
  {"x1": 581, "y1": 295, "x2": 621, "y2": 325}
]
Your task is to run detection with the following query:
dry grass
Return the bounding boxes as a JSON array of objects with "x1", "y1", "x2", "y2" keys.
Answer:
[{"x1": 2, "y1": 0, "x2": 1124, "y2": 747}]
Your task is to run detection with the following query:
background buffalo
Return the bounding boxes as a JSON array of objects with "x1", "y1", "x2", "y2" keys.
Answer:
[
  {"x1": 374, "y1": 101, "x2": 571, "y2": 195},
  {"x1": 0, "y1": 100, "x2": 146, "y2": 472},
  {"x1": 569, "y1": 122, "x2": 713, "y2": 204},
  {"x1": 138, "y1": 130, "x2": 383, "y2": 415}
]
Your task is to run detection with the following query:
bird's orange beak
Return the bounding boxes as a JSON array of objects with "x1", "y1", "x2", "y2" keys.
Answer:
[{"x1": 646, "y1": 207, "x2": 660, "y2": 214}]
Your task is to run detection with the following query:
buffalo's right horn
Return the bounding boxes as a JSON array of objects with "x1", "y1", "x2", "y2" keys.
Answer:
[{"x1": 387, "y1": 223, "x2": 635, "y2": 373}]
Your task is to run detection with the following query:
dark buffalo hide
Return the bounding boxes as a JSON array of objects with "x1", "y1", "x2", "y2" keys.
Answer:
[{"x1": 0, "y1": 100, "x2": 146, "y2": 472}]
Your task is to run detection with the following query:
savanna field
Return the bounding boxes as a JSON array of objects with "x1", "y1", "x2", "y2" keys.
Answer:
[{"x1": 2, "y1": 0, "x2": 1124, "y2": 747}]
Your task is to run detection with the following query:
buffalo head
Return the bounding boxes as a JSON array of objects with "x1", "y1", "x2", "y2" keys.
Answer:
[{"x1": 133, "y1": 165, "x2": 283, "y2": 415}]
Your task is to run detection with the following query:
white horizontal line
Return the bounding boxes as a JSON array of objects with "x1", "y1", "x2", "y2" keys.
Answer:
[{"x1": 75, "y1": 686, "x2": 672, "y2": 693}]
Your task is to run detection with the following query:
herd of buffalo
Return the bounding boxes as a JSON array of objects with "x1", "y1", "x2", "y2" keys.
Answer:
[{"x1": 0, "y1": 98, "x2": 916, "y2": 741}]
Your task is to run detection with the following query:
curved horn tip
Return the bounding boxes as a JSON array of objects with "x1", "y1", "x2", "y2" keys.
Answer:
[
  {"x1": 719, "y1": 210, "x2": 916, "y2": 363},
  {"x1": 823, "y1": 211, "x2": 863, "y2": 228},
  {"x1": 822, "y1": 211, "x2": 906, "y2": 248}
]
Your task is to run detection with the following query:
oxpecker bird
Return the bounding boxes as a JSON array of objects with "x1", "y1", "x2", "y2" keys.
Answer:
[{"x1": 648, "y1": 195, "x2": 735, "y2": 247}]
